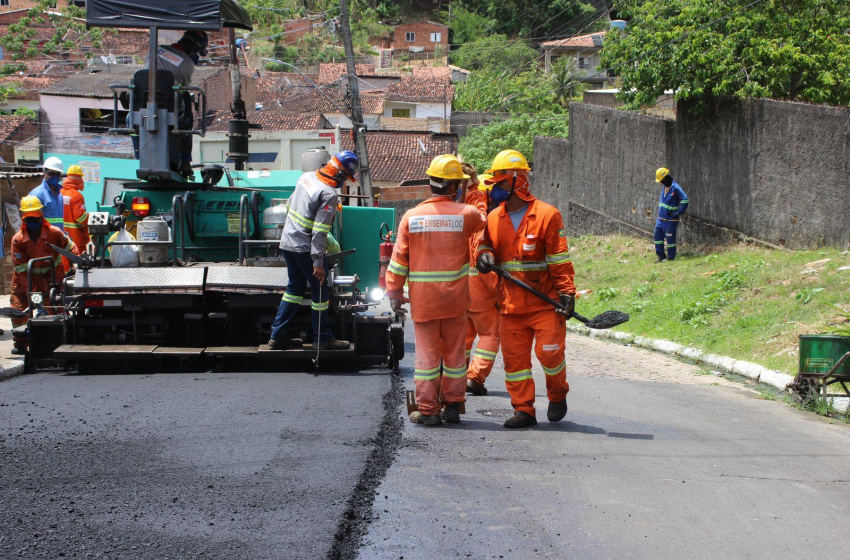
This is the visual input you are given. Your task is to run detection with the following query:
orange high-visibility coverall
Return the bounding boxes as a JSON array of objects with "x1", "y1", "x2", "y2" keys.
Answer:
[
  {"x1": 385, "y1": 195, "x2": 486, "y2": 416},
  {"x1": 10, "y1": 221, "x2": 79, "y2": 350},
  {"x1": 61, "y1": 175, "x2": 90, "y2": 272},
  {"x1": 464, "y1": 189, "x2": 500, "y2": 386},
  {"x1": 477, "y1": 194, "x2": 576, "y2": 417}
]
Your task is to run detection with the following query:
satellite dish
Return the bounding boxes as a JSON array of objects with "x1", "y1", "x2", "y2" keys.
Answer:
[
  {"x1": 100, "y1": 56, "x2": 109, "y2": 65},
  {"x1": 108, "y1": 53, "x2": 117, "y2": 65}
]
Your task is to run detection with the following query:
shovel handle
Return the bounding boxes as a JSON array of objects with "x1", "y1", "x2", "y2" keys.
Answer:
[{"x1": 489, "y1": 264, "x2": 589, "y2": 325}]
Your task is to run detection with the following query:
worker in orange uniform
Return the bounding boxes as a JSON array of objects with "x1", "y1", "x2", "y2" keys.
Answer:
[
  {"x1": 10, "y1": 196, "x2": 79, "y2": 354},
  {"x1": 476, "y1": 150, "x2": 576, "y2": 429},
  {"x1": 61, "y1": 164, "x2": 90, "y2": 272},
  {"x1": 462, "y1": 165, "x2": 500, "y2": 396},
  {"x1": 385, "y1": 154, "x2": 486, "y2": 426}
]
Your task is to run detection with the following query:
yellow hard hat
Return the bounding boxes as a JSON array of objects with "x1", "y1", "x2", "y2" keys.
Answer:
[
  {"x1": 477, "y1": 173, "x2": 493, "y2": 191},
  {"x1": 655, "y1": 167, "x2": 670, "y2": 183},
  {"x1": 67, "y1": 164, "x2": 83, "y2": 177},
  {"x1": 486, "y1": 149, "x2": 531, "y2": 174},
  {"x1": 20, "y1": 195, "x2": 44, "y2": 218},
  {"x1": 426, "y1": 154, "x2": 469, "y2": 181}
]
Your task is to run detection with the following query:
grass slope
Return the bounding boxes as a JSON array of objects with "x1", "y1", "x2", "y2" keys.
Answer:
[{"x1": 571, "y1": 235, "x2": 850, "y2": 375}]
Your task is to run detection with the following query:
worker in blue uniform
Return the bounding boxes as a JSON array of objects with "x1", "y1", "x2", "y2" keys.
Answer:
[
  {"x1": 30, "y1": 156, "x2": 66, "y2": 232},
  {"x1": 654, "y1": 167, "x2": 688, "y2": 262}
]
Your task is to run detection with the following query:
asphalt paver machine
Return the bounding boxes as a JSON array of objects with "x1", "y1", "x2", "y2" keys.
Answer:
[{"x1": 24, "y1": 0, "x2": 403, "y2": 373}]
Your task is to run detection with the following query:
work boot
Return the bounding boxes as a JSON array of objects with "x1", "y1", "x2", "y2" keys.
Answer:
[
  {"x1": 547, "y1": 399, "x2": 568, "y2": 422},
  {"x1": 654, "y1": 255, "x2": 666, "y2": 263},
  {"x1": 10, "y1": 347, "x2": 25, "y2": 356},
  {"x1": 177, "y1": 160, "x2": 194, "y2": 179},
  {"x1": 504, "y1": 410, "x2": 537, "y2": 429},
  {"x1": 312, "y1": 338, "x2": 350, "y2": 350},
  {"x1": 442, "y1": 402, "x2": 462, "y2": 424},
  {"x1": 420, "y1": 414, "x2": 442, "y2": 427},
  {"x1": 268, "y1": 338, "x2": 301, "y2": 350},
  {"x1": 466, "y1": 379, "x2": 488, "y2": 396}
]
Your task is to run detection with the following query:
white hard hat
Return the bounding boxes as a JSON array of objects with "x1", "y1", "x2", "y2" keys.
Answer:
[{"x1": 43, "y1": 156, "x2": 63, "y2": 173}]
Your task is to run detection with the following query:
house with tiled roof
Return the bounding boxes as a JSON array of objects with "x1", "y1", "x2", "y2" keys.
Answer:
[
  {"x1": 0, "y1": 76, "x2": 63, "y2": 113},
  {"x1": 39, "y1": 65, "x2": 251, "y2": 157},
  {"x1": 541, "y1": 31, "x2": 614, "y2": 88},
  {"x1": 0, "y1": 114, "x2": 37, "y2": 163},
  {"x1": 194, "y1": 110, "x2": 340, "y2": 171}
]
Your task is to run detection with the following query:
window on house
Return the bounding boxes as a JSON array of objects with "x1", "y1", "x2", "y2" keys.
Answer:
[
  {"x1": 79, "y1": 108, "x2": 128, "y2": 134},
  {"x1": 578, "y1": 57, "x2": 590, "y2": 69},
  {"x1": 0, "y1": 0, "x2": 9, "y2": 6},
  {"x1": 392, "y1": 108, "x2": 411, "y2": 118},
  {"x1": 405, "y1": 32, "x2": 415, "y2": 42},
  {"x1": 69, "y1": 0, "x2": 87, "y2": 7},
  {"x1": 430, "y1": 32, "x2": 442, "y2": 43}
]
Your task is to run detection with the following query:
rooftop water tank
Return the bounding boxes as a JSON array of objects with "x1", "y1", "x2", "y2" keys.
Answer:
[
  {"x1": 301, "y1": 147, "x2": 331, "y2": 173},
  {"x1": 610, "y1": 20, "x2": 627, "y2": 31}
]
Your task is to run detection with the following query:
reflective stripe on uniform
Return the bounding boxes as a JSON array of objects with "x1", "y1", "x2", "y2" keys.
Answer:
[
  {"x1": 545, "y1": 252, "x2": 571, "y2": 265},
  {"x1": 286, "y1": 205, "x2": 315, "y2": 230},
  {"x1": 14, "y1": 264, "x2": 28, "y2": 273},
  {"x1": 442, "y1": 364, "x2": 467, "y2": 378},
  {"x1": 76, "y1": 212, "x2": 89, "y2": 223},
  {"x1": 312, "y1": 221, "x2": 332, "y2": 234},
  {"x1": 64, "y1": 222, "x2": 83, "y2": 229},
  {"x1": 468, "y1": 269, "x2": 479, "y2": 276},
  {"x1": 408, "y1": 265, "x2": 469, "y2": 283},
  {"x1": 505, "y1": 369, "x2": 533, "y2": 382},
  {"x1": 659, "y1": 203, "x2": 678, "y2": 211},
  {"x1": 473, "y1": 348, "x2": 497, "y2": 361},
  {"x1": 542, "y1": 360, "x2": 566, "y2": 376},
  {"x1": 46, "y1": 217, "x2": 63, "y2": 225},
  {"x1": 414, "y1": 365, "x2": 440, "y2": 381},
  {"x1": 501, "y1": 260, "x2": 547, "y2": 272},
  {"x1": 311, "y1": 300, "x2": 329, "y2": 311},
  {"x1": 476, "y1": 244, "x2": 493, "y2": 255},
  {"x1": 387, "y1": 259, "x2": 408, "y2": 276},
  {"x1": 282, "y1": 293, "x2": 303, "y2": 304}
]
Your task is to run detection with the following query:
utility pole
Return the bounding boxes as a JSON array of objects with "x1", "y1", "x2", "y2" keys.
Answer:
[{"x1": 339, "y1": 0, "x2": 373, "y2": 205}]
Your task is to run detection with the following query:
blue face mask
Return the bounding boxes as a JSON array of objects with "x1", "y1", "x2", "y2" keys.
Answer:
[
  {"x1": 489, "y1": 183, "x2": 511, "y2": 205},
  {"x1": 46, "y1": 175, "x2": 61, "y2": 189},
  {"x1": 25, "y1": 218, "x2": 42, "y2": 237}
]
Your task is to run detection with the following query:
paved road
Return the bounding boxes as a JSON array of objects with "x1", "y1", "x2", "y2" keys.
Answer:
[
  {"x1": 0, "y1": 369, "x2": 394, "y2": 559},
  {"x1": 358, "y1": 333, "x2": 850, "y2": 560}
]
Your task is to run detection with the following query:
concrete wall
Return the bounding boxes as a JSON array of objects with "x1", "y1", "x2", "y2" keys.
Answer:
[{"x1": 533, "y1": 98, "x2": 850, "y2": 249}]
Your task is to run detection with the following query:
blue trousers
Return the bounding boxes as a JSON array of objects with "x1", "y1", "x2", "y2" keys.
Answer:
[
  {"x1": 270, "y1": 250, "x2": 334, "y2": 341},
  {"x1": 654, "y1": 220, "x2": 678, "y2": 260}
]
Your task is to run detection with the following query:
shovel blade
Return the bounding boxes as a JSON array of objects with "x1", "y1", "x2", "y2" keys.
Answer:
[
  {"x1": 406, "y1": 390, "x2": 418, "y2": 413},
  {"x1": 585, "y1": 310, "x2": 630, "y2": 330}
]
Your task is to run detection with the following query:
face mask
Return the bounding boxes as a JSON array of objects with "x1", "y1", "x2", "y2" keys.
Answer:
[
  {"x1": 46, "y1": 175, "x2": 61, "y2": 188},
  {"x1": 25, "y1": 218, "x2": 42, "y2": 236},
  {"x1": 190, "y1": 54, "x2": 200, "y2": 64},
  {"x1": 489, "y1": 182, "x2": 511, "y2": 205}
]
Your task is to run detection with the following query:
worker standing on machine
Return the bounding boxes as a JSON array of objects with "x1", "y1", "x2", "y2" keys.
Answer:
[
  {"x1": 476, "y1": 149, "x2": 576, "y2": 429},
  {"x1": 10, "y1": 196, "x2": 79, "y2": 355},
  {"x1": 268, "y1": 151, "x2": 359, "y2": 351},
  {"x1": 61, "y1": 164, "x2": 90, "y2": 272},
  {"x1": 462, "y1": 165, "x2": 500, "y2": 397},
  {"x1": 385, "y1": 154, "x2": 486, "y2": 426},
  {"x1": 30, "y1": 156, "x2": 66, "y2": 232}
]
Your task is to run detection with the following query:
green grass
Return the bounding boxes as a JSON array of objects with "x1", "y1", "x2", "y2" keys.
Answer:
[{"x1": 572, "y1": 235, "x2": 850, "y2": 375}]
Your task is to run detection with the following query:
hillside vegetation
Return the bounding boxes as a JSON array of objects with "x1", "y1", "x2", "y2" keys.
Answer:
[{"x1": 571, "y1": 235, "x2": 850, "y2": 375}]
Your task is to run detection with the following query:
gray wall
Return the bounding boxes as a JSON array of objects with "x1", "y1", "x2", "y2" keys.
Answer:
[{"x1": 534, "y1": 98, "x2": 850, "y2": 248}]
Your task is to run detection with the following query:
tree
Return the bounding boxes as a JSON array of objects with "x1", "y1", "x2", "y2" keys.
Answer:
[
  {"x1": 0, "y1": 2, "x2": 107, "y2": 60},
  {"x1": 451, "y1": 34, "x2": 538, "y2": 73},
  {"x1": 435, "y1": 4, "x2": 496, "y2": 45},
  {"x1": 454, "y1": 70, "x2": 565, "y2": 114},
  {"x1": 458, "y1": 114, "x2": 569, "y2": 172},
  {"x1": 460, "y1": 0, "x2": 601, "y2": 40},
  {"x1": 600, "y1": 0, "x2": 850, "y2": 110},
  {"x1": 550, "y1": 57, "x2": 584, "y2": 108}
]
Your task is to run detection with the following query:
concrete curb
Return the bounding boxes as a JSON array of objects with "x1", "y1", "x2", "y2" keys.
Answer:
[
  {"x1": 0, "y1": 361, "x2": 25, "y2": 383},
  {"x1": 569, "y1": 324, "x2": 850, "y2": 414}
]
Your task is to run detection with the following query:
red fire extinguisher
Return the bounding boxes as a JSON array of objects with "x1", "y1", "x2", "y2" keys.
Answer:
[{"x1": 378, "y1": 222, "x2": 394, "y2": 290}]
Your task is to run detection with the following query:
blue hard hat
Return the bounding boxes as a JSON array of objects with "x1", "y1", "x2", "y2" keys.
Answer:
[{"x1": 334, "y1": 150, "x2": 359, "y2": 178}]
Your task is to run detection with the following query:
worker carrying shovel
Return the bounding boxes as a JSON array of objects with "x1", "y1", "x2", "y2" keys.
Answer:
[
  {"x1": 475, "y1": 149, "x2": 576, "y2": 429},
  {"x1": 385, "y1": 154, "x2": 486, "y2": 427}
]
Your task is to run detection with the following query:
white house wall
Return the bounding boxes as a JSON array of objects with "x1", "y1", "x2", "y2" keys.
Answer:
[{"x1": 40, "y1": 95, "x2": 134, "y2": 157}]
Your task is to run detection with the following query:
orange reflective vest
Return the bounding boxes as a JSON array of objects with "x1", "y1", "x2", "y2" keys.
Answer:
[
  {"x1": 465, "y1": 190, "x2": 499, "y2": 312},
  {"x1": 61, "y1": 177, "x2": 90, "y2": 271},
  {"x1": 386, "y1": 195, "x2": 486, "y2": 322},
  {"x1": 477, "y1": 196, "x2": 575, "y2": 315},
  {"x1": 10, "y1": 220, "x2": 78, "y2": 308}
]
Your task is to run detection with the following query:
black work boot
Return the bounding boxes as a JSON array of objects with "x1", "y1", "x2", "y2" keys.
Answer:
[
  {"x1": 420, "y1": 414, "x2": 442, "y2": 427},
  {"x1": 442, "y1": 402, "x2": 462, "y2": 424},
  {"x1": 547, "y1": 399, "x2": 568, "y2": 422},
  {"x1": 466, "y1": 379, "x2": 488, "y2": 396},
  {"x1": 268, "y1": 338, "x2": 301, "y2": 350},
  {"x1": 504, "y1": 410, "x2": 537, "y2": 429}
]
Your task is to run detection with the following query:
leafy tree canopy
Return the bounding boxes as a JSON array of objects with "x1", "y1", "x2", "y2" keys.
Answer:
[
  {"x1": 0, "y1": 1, "x2": 106, "y2": 59},
  {"x1": 458, "y1": 114, "x2": 569, "y2": 173},
  {"x1": 600, "y1": 0, "x2": 850, "y2": 109},
  {"x1": 454, "y1": 67, "x2": 576, "y2": 114},
  {"x1": 460, "y1": 0, "x2": 601, "y2": 40},
  {"x1": 434, "y1": 4, "x2": 497, "y2": 45},
  {"x1": 451, "y1": 34, "x2": 538, "y2": 73}
]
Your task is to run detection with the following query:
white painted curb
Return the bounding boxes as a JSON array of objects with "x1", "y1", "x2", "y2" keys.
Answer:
[{"x1": 569, "y1": 324, "x2": 849, "y2": 414}]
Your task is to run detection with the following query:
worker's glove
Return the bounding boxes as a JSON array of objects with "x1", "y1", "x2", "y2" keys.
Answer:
[
  {"x1": 390, "y1": 298, "x2": 408, "y2": 315},
  {"x1": 556, "y1": 293, "x2": 575, "y2": 318},
  {"x1": 476, "y1": 252, "x2": 495, "y2": 274}
]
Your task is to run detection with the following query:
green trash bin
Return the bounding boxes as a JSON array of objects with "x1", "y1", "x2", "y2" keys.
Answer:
[{"x1": 799, "y1": 335, "x2": 850, "y2": 375}]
